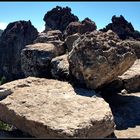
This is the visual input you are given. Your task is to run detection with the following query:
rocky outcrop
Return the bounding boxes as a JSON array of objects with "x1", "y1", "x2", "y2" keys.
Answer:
[
  {"x1": 118, "y1": 59, "x2": 140, "y2": 92},
  {"x1": 21, "y1": 43, "x2": 65, "y2": 78},
  {"x1": 51, "y1": 54, "x2": 70, "y2": 80},
  {"x1": 43, "y1": 6, "x2": 79, "y2": 32},
  {"x1": 68, "y1": 30, "x2": 136, "y2": 89},
  {"x1": 101, "y1": 15, "x2": 140, "y2": 40},
  {"x1": 0, "y1": 77, "x2": 115, "y2": 138},
  {"x1": 65, "y1": 33, "x2": 80, "y2": 52},
  {"x1": 34, "y1": 30, "x2": 63, "y2": 43},
  {"x1": 64, "y1": 18, "x2": 97, "y2": 37},
  {"x1": 0, "y1": 20, "x2": 38, "y2": 81}
]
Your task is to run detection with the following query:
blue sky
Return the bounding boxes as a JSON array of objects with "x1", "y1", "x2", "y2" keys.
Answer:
[{"x1": 0, "y1": 2, "x2": 140, "y2": 32}]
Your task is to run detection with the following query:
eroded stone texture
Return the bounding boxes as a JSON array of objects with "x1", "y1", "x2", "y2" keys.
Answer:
[
  {"x1": 21, "y1": 43, "x2": 65, "y2": 77},
  {"x1": 65, "y1": 33, "x2": 80, "y2": 52},
  {"x1": 119, "y1": 40, "x2": 140, "y2": 59},
  {"x1": 51, "y1": 54, "x2": 70, "y2": 80},
  {"x1": 0, "y1": 77, "x2": 115, "y2": 138},
  {"x1": 68, "y1": 30, "x2": 136, "y2": 89},
  {"x1": 34, "y1": 30, "x2": 63, "y2": 43},
  {"x1": 118, "y1": 59, "x2": 140, "y2": 92},
  {"x1": 64, "y1": 18, "x2": 97, "y2": 37}
]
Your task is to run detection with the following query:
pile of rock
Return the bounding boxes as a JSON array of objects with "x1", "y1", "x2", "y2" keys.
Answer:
[{"x1": 0, "y1": 6, "x2": 140, "y2": 139}]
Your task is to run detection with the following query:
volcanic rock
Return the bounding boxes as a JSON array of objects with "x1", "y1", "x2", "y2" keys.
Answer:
[
  {"x1": 0, "y1": 77, "x2": 115, "y2": 138},
  {"x1": 51, "y1": 54, "x2": 70, "y2": 80},
  {"x1": 68, "y1": 30, "x2": 136, "y2": 89},
  {"x1": 64, "y1": 18, "x2": 97, "y2": 37},
  {"x1": 118, "y1": 59, "x2": 140, "y2": 92},
  {"x1": 21, "y1": 43, "x2": 65, "y2": 78},
  {"x1": 101, "y1": 15, "x2": 140, "y2": 40},
  {"x1": 65, "y1": 33, "x2": 81, "y2": 52},
  {"x1": 43, "y1": 6, "x2": 79, "y2": 32},
  {"x1": 119, "y1": 40, "x2": 140, "y2": 59},
  {"x1": 0, "y1": 20, "x2": 38, "y2": 81},
  {"x1": 34, "y1": 30, "x2": 63, "y2": 43}
]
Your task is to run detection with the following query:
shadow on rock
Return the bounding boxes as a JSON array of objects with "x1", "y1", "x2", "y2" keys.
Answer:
[
  {"x1": 102, "y1": 92, "x2": 140, "y2": 130},
  {"x1": 73, "y1": 87, "x2": 101, "y2": 97}
]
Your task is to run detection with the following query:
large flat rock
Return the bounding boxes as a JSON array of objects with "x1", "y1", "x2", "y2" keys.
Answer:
[{"x1": 0, "y1": 77, "x2": 114, "y2": 138}]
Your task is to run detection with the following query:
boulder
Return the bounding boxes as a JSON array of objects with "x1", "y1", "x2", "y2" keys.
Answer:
[
  {"x1": 34, "y1": 30, "x2": 63, "y2": 43},
  {"x1": 0, "y1": 20, "x2": 38, "y2": 81},
  {"x1": 65, "y1": 33, "x2": 80, "y2": 52},
  {"x1": 68, "y1": 30, "x2": 136, "y2": 89},
  {"x1": 0, "y1": 77, "x2": 115, "y2": 138},
  {"x1": 64, "y1": 18, "x2": 97, "y2": 37},
  {"x1": 51, "y1": 54, "x2": 70, "y2": 80},
  {"x1": 21, "y1": 43, "x2": 65, "y2": 78},
  {"x1": 101, "y1": 15, "x2": 140, "y2": 40},
  {"x1": 43, "y1": 6, "x2": 79, "y2": 32},
  {"x1": 118, "y1": 59, "x2": 140, "y2": 92}
]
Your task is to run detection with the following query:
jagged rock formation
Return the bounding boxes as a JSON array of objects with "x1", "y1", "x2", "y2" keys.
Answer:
[
  {"x1": 21, "y1": 43, "x2": 66, "y2": 78},
  {"x1": 0, "y1": 77, "x2": 115, "y2": 138},
  {"x1": 101, "y1": 15, "x2": 140, "y2": 40},
  {"x1": 0, "y1": 20, "x2": 38, "y2": 81},
  {"x1": 68, "y1": 30, "x2": 136, "y2": 89},
  {"x1": 64, "y1": 18, "x2": 97, "y2": 37},
  {"x1": 43, "y1": 6, "x2": 79, "y2": 32},
  {"x1": 51, "y1": 54, "x2": 70, "y2": 80}
]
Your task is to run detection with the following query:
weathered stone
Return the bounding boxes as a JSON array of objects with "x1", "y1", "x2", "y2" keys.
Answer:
[
  {"x1": 51, "y1": 54, "x2": 70, "y2": 80},
  {"x1": 118, "y1": 59, "x2": 140, "y2": 92},
  {"x1": 101, "y1": 15, "x2": 140, "y2": 40},
  {"x1": 65, "y1": 33, "x2": 80, "y2": 52},
  {"x1": 34, "y1": 30, "x2": 63, "y2": 43},
  {"x1": 64, "y1": 18, "x2": 97, "y2": 37},
  {"x1": 68, "y1": 30, "x2": 136, "y2": 89},
  {"x1": 21, "y1": 43, "x2": 65, "y2": 77},
  {"x1": 47, "y1": 40, "x2": 66, "y2": 55},
  {"x1": 0, "y1": 77, "x2": 115, "y2": 138},
  {"x1": 43, "y1": 6, "x2": 79, "y2": 32},
  {"x1": 46, "y1": 30, "x2": 63, "y2": 40},
  {"x1": 0, "y1": 20, "x2": 38, "y2": 81},
  {"x1": 119, "y1": 40, "x2": 140, "y2": 58}
]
